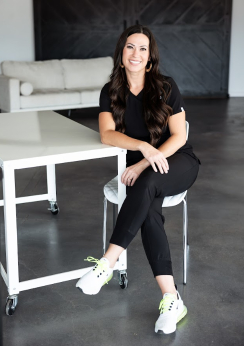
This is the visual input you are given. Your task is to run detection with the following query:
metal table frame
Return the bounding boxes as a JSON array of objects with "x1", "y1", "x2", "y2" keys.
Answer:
[{"x1": 0, "y1": 111, "x2": 127, "y2": 313}]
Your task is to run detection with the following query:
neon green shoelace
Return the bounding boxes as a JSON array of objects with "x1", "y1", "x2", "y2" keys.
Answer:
[
  {"x1": 84, "y1": 256, "x2": 109, "y2": 276},
  {"x1": 159, "y1": 295, "x2": 175, "y2": 314}
]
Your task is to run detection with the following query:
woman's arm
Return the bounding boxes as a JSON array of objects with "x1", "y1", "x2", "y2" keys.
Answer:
[
  {"x1": 157, "y1": 110, "x2": 186, "y2": 157},
  {"x1": 130, "y1": 110, "x2": 187, "y2": 173},
  {"x1": 99, "y1": 111, "x2": 169, "y2": 174},
  {"x1": 99, "y1": 111, "x2": 144, "y2": 150}
]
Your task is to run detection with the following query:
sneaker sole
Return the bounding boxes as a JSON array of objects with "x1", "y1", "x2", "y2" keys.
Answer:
[
  {"x1": 177, "y1": 305, "x2": 187, "y2": 323},
  {"x1": 155, "y1": 305, "x2": 187, "y2": 334},
  {"x1": 77, "y1": 272, "x2": 113, "y2": 295},
  {"x1": 102, "y1": 272, "x2": 113, "y2": 286}
]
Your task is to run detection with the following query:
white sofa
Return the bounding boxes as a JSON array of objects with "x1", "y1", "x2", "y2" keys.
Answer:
[{"x1": 0, "y1": 57, "x2": 113, "y2": 113}]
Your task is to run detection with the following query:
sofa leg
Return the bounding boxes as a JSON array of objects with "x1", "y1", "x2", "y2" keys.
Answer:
[{"x1": 68, "y1": 109, "x2": 71, "y2": 117}]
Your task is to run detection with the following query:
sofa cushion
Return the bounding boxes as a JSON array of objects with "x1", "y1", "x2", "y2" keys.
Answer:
[
  {"x1": 80, "y1": 89, "x2": 100, "y2": 104},
  {"x1": 2, "y1": 60, "x2": 65, "y2": 90},
  {"x1": 20, "y1": 82, "x2": 33, "y2": 96},
  {"x1": 20, "y1": 89, "x2": 80, "y2": 109},
  {"x1": 61, "y1": 57, "x2": 113, "y2": 90}
]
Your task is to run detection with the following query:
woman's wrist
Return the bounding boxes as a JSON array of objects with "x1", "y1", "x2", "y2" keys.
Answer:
[
  {"x1": 137, "y1": 141, "x2": 149, "y2": 152},
  {"x1": 137, "y1": 158, "x2": 150, "y2": 170}
]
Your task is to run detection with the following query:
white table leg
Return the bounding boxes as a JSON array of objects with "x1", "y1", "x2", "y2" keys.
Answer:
[
  {"x1": 46, "y1": 164, "x2": 57, "y2": 202},
  {"x1": 2, "y1": 163, "x2": 20, "y2": 296},
  {"x1": 117, "y1": 150, "x2": 127, "y2": 271}
]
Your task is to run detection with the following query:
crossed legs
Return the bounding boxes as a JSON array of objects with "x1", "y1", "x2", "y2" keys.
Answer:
[{"x1": 103, "y1": 153, "x2": 199, "y2": 297}]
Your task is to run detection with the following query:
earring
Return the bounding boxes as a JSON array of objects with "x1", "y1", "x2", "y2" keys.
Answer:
[
  {"x1": 120, "y1": 63, "x2": 124, "y2": 68},
  {"x1": 146, "y1": 61, "x2": 152, "y2": 72}
]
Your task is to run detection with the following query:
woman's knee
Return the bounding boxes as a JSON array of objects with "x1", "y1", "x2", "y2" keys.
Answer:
[{"x1": 135, "y1": 167, "x2": 157, "y2": 191}]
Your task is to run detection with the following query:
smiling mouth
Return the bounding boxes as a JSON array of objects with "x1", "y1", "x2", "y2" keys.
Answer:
[{"x1": 129, "y1": 60, "x2": 141, "y2": 65}]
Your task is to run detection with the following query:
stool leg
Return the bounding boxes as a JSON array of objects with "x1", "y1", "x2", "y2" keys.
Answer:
[
  {"x1": 183, "y1": 198, "x2": 188, "y2": 285},
  {"x1": 186, "y1": 194, "x2": 189, "y2": 246},
  {"x1": 103, "y1": 197, "x2": 108, "y2": 255}
]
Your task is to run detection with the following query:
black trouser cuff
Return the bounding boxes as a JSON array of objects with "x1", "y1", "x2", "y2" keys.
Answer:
[
  {"x1": 109, "y1": 229, "x2": 135, "y2": 249},
  {"x1": 150, "y1": 260, "x2": 173, "y2": 277}
]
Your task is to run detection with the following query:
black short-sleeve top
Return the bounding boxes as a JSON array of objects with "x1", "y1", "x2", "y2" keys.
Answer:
[{"x1": 99, "y1": 76, "x2": 200, "y2": 166}]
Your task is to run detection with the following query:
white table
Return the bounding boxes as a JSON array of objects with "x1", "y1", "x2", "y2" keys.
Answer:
[{"x1": 0, "y1": 110, "x2": 127, "y2": 315}]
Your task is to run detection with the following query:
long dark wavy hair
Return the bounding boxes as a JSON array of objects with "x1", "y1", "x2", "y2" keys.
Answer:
[{"x1": 108, "y1": 24, "x2": 173, "y2": 147}]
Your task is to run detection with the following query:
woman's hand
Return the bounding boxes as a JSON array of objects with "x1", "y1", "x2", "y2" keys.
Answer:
[
  {"x1": 139, "y1": 142, "x2": 169, "y2": 174},
  {"x1": 121, "y1": 161, "x2": 147, "y2": 186}
]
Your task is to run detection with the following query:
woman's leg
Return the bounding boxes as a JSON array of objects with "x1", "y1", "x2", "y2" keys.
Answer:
[
  {"x1": 140, "y1": 197, "x2": 177, "y2": 298},
  {"x1": 102, "y1": 168, "x2": 161, "y2": 268},
  {"x1": 140, "y1": 153, "x2": 199, "y2": 295}
]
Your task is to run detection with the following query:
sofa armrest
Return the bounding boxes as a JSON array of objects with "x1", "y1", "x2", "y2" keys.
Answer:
[{"x1": 0, "y1": 75, "x2": 20, "y2": 112}]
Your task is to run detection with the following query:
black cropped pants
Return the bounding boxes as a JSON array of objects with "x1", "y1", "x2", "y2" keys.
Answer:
[{"x1": 109, "y1": 152, "x2": 200, "y2": 277}]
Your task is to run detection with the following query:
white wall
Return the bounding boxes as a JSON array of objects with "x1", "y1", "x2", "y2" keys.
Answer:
[
  {"x1": 0, "y1": 0, "x2": 34, "y2": 73},
  {"x1": 229, "y1": 0, "x2": 244, "y2": 96}
]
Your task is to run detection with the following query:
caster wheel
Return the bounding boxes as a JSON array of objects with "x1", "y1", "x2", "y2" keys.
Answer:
[
  {"x1": 51, "y1": 204, "x2": 59, "y2": 215},
  {"x1": 119, "y1": 273, "x2": 128, "y2": 289},
  {"x1": 48, "y1": 202, "x2": 59, "y2": 215},
  {"x1": 5, "y1": 296, "x2": 18, "y2": 316}
]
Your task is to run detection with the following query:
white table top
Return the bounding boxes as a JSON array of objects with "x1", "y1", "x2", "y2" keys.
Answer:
[{"x1": 0, "y1": 111, "x2": 123, "y2": 167}]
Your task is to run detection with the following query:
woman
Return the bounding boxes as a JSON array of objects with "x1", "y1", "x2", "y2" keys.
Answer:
[{"x1": 76, "y1": 24, "x2": 201, "y2": 334}]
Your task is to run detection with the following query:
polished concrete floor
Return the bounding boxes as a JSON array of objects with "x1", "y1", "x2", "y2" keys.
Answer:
[{"x1": 1, "y1": 98, "x2": 244, "y2": 346}]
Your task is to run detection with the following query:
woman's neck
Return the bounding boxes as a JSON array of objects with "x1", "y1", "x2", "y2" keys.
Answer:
[{"x1": 125, "y1": 71, "x2": 145, "y2": 90}]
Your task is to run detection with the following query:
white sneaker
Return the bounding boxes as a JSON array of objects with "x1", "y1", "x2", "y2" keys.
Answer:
[
  {"x1": 155, "y1": 291, "x2": 187, "y2": 334},
  {"x1": 76, "y1": 256, "x2": 113, "y2": 295}
]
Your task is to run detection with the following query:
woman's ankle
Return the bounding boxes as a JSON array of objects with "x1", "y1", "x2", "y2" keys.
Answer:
[
  {"x1": 155, "y1": 275, "x2": 177, "y2": 299},
  {"x1": 103, "y1": 244, "x2": 125, "y2": 268},
  {"x1": 163, "y1": 289, "x2": 177, "y2": 299},
  {"x1": 102, "y1": 255, "x2": 116, "y2": 268}
]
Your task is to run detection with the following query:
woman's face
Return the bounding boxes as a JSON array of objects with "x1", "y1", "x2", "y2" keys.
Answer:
[{"x1": 122, "y1": 33, "x2": 150, "y2": 73}]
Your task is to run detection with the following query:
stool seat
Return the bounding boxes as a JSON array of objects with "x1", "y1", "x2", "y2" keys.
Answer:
[{"x1": 104, "y1": 175, "x2": 187, "y2": 207}]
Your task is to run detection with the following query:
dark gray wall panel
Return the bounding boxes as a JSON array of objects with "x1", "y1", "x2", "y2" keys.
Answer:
[
  {"x1": 34, "y1": 0, "x2": 126, "y2": 60},
  {"x1": 34, "y1": 0, "x2": 232, "y2": 97},
  {"x1": 135, "y1": 0, "x2": 232, "y2": 96}
]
